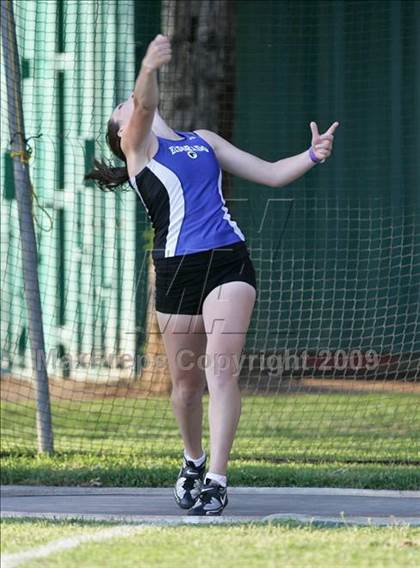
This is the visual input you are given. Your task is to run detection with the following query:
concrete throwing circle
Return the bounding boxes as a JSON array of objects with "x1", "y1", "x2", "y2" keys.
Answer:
[{"x1": 1, "y1": 486, "x2": 419, "y2": 526}]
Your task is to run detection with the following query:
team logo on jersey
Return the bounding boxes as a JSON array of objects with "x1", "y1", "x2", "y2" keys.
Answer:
[{"x1": 168, "y1": 144, "x2": 209, "y2": 159}]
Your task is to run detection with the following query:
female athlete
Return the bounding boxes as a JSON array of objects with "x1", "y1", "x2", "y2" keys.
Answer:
[{"x1": 85, "y1": 34, "x2": 339, "y2": 516}]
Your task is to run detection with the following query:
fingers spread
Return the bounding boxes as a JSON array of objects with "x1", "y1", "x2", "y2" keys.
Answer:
[
  {"x1": 325, "y1": 121, "x2": 340, "y2": 135},
  {"x1": 310, "y1": 121, "x2": 320, "y2": 138}
]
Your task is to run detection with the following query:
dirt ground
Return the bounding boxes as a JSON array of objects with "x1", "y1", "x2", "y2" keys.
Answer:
[{"x1": 1, "y1": 373, "x2": 419, "y2": 403}]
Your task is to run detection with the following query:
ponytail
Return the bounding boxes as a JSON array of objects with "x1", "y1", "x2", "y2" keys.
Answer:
[
  {"x1": 84, "y1": 116, "x2": 130, "y2": 192},
  {"x1": 84, "y1": 158, "x2": 129, "y2": 192}
]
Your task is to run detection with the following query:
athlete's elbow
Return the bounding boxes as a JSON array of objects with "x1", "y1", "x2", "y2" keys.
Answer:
[
  {"x1": 269, "y1": 178, "x2": 288, "y2": 189},
  {"x1": 266, "y1": 164, "x2": 283, "y2": 188},
  {"x1": 266, "y1": 175, "x2": 280, "y2": 188},
  {"x1": 133, "y1": 96, "x2": 156, "y2": 114}
]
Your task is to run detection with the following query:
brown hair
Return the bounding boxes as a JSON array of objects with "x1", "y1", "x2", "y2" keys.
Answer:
[{"x1": 84, "y1": 116, "x2": 130, "y2": 192}]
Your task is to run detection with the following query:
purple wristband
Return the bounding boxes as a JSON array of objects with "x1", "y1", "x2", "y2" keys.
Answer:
[{"x1": 309, "y1": 146, "x2": 322, "y2": 164}]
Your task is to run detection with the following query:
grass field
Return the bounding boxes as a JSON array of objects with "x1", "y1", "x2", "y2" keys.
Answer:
[
  {"x1": 2, "y1": 393, "x2": 419, "y2": 567},
  {"x1": 1, "y1": 518, "x2": 420, "y2": 568},
  {"x1": 1, "y1": 393, "x2": 419, "y2": 489}
]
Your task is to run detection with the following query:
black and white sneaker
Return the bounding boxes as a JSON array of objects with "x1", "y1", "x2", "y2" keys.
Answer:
[
  {"x1": 174, "y1": 455, "x2": 206, "y2": 509},
  {"x1": 187, "y1": 479, "x2": 228, "y2": 516}
]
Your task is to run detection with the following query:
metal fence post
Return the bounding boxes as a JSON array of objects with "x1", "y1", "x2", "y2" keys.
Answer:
[{"x1": 1, "y1": 0, "x2": 54, "y2": 453}]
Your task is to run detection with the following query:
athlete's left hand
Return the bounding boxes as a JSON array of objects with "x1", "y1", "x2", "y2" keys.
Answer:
[{"x1": 309, "y1": 121, "x2": 340, "y2": 163}]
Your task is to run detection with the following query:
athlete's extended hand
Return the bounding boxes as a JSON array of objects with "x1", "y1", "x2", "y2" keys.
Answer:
[
  {"x1": 142, "y1": 34, "x2": 172, "y2": 71},
  {"x1": 309, "y1": 121, "x2": 340, "y2": 163}
]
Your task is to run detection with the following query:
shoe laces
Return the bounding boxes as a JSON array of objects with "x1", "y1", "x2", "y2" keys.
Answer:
[
  {"x1": 182, "y1": 475, "x2": 198, "y2": 491},
  {"x1": 181, "y1": 463, "x2": 202, "y2": 491},
  {"x1": 198, "y1": 483, "x2": 220, "y2": 504}
]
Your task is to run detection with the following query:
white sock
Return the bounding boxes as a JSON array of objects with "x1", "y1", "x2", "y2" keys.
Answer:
[
  {"x1": 184, "y1": 449, "x2": 206, "y2": 467},
  {"x1": 205, "y1": 471, "x2": 227, "y2": 487}
]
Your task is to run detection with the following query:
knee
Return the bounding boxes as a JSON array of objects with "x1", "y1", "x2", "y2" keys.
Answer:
[
  {"x1": 204, "y1": 352, "x2": 242, "y2": 386},
  {"x1": 206, "y1": 372, "x2": 240, "y2": 392},
  {"x1": 171, "y1": 375, "x2": 205, "y2": 406}
]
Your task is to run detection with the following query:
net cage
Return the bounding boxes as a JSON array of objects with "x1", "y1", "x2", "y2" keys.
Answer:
[{"x1": 0, "y1": 0, "x2": 419, "y2": 465}]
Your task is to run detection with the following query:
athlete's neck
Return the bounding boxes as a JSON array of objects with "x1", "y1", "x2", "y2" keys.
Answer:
[{"x1": 152, "y1": 110, "x2": 184, "y2": 141}]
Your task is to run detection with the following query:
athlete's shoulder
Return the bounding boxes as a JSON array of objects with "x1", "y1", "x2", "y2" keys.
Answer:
[{"x1": 193, "y1": 129, "x2": 217, "y2": 151}]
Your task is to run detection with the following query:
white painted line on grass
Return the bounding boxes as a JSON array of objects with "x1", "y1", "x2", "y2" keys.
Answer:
[
  {"x1": 1, "y1": 524, "x2": 143, "y2": 568},
  {"x1": 1, "y1": 513, "x2": 272, "y2": 567}
]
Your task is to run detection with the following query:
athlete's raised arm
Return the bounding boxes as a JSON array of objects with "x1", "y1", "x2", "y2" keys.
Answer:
[
  {"x1": 119, "y1": 35, "x2": 172, "y2": 155},
  {"x1": 196, "y1": 121, "x2": 339, "y2": 188}
]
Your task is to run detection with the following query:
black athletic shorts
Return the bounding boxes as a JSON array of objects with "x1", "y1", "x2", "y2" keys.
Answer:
[{"x1": 153, "y1": 241, "x2": 257, "y2": 315}]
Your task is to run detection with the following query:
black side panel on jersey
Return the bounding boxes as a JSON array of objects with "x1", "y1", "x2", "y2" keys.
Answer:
[{"x1": 133, "y1": 168, "x2": 170, "y2": 259}]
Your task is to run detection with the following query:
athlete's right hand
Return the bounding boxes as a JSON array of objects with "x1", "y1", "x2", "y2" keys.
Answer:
[{"x1": 142, "y1": 34, "x2": 172, "y2": 71}]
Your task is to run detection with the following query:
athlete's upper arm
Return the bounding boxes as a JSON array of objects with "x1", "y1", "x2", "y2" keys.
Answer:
[{"x1": 196, "y1": 129, "x2": 276, "y2": 187}]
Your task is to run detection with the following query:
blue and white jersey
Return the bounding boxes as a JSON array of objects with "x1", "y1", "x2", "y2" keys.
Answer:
[{"x1": 127, "y1": 130, "x2": 246, "y2": 259}]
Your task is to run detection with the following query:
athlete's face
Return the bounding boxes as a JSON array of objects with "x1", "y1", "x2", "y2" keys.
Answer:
[{"x1": 113, "y1": 92, "x2": 135, "y2": 136}]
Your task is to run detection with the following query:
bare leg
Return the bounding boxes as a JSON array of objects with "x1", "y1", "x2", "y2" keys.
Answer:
[
  {"x1": 156, "y1": 311, "x2": 207, "y2": 459},
  {"x1": 202, "y1": 281, "x2": 256, "y2": 476}
]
